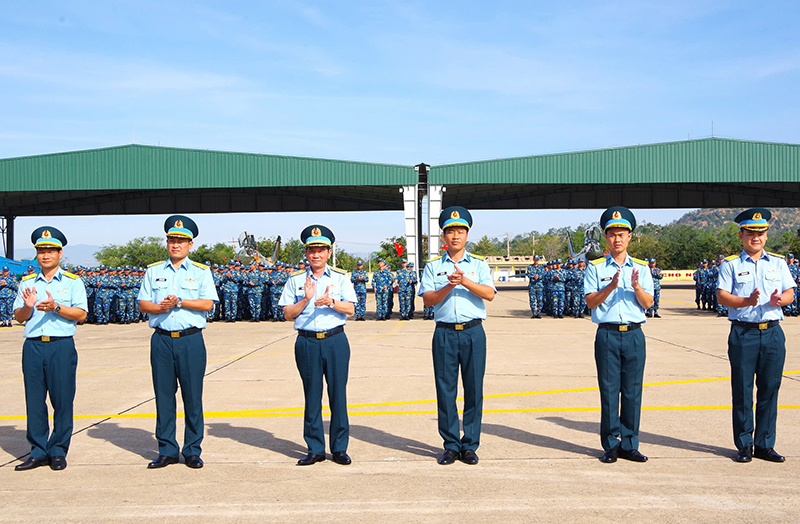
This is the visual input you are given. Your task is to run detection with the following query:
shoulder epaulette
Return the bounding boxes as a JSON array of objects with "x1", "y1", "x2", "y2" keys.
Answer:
[
  {"x1": 63, "y1": 271, "x2": 79, "y2": 279},
  {"x1": 191, "y1": 261, "x2": 209, "y2": 270},
  {"x1": 631, "y1": 257, "x2": 647, "y2": 265},
  {"x1": 21, "y1": 273, "x2": 37, "y2": 281},
  {"x1": 590, "y1": 258, "x2": 605, "y2": 265},
  {"x1": 768, "y1": 252, "x2": 783, "y2": 259},
  {"x1": 330, "y1": 266, "x2": 347, "y2": 274},
  {"x1": 148, "y1": 261, "x2": 164, "y2": 267},
  {"x1": 725, "y1": 254, "x2": 739, "y2": 261},
  {"x1": 428, "y1": 255, "x2": 443, "y2": 262},
  {"x1": 290, "y1": 269, "x2": 305, "y2": 276},
  {"x1": 471, "y1": 254, "x2": 486, "y2": 260}
]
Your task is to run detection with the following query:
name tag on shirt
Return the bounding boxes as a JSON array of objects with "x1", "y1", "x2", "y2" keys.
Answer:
[
  {"x1": 436, "y1": 272, "x2": 448, "y2": 276},
  {"x1": 600, "y1": 277, "x2": 612, "y2": 282},
  {"x1": 155, "y1": 278, "x2": 167, "y2": 282}
]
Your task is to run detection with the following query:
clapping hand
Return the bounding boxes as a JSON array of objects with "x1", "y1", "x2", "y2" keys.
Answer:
[
  {"x1": 447, "y1": 266, "x2": 465, "y2": 286},
  {"x1": 314, "y1": 286, "x2": 332, "y2": 307}
]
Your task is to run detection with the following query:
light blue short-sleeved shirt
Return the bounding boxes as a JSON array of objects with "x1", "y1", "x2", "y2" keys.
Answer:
[
  {"x1": 717, "y1": 250, "x2": 795, "y2": 323},
  {"x1": 137, "y1": 259, "x2": 219, "y2": 330},
  {"x1": 417, "y1": 251, "x2": 496, "y2": 323},
  {"x1": 279, "y1": 265, "x2": 357, "y2": 332},
  {"x1": 584, "y1": 254, "x2": 654, "y2": 324},
  {"x1": 13, "y1": 268, "x2": 88, "y2": 338}
]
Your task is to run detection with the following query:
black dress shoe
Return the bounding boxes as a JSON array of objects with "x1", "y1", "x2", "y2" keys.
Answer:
[
  {"x1": 618, "y1": 448, "x2": 648, "y2": 462},
  {"x1": 147, "y1": 455, "x2": 179, "y2": 469},
  {"x1": 49, "y1": 456, "x2": 67, "y2": 470},
  {"x1": 184, "y1": 455, "x2": 204, "y2": 469},
  {"x1": 653, "y1": 313, "x2": 661, "y2": 318},
  {"x1": 754, "y1": 447, "x2": 785, "y2": 462},
  {"x1": 735, "y1": 445, "x2": 753, "y2": 463},
  {"x1": 331, "y1": 451, "x2": 352, "y2": 465},
  {"x1": 297, "y1": 453, "x2": 326, "y2": 466},
  {"x1": 437, "y1": 449, "x2": 459, "y2": 465},
  {"x1": 15, "y1": 456, "x2": 50, "y2": 471},
  {"x1": 460, "y1": 449, "x2": 479, "y2": 465},
  {"x1": 600, "y1": 446, "x2": 619, "y2": 463}
]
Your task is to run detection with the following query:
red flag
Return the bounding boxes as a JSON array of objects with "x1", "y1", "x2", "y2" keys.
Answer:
[{"x1": 393, "y1": 242, "x2": 405, "y2": 257}]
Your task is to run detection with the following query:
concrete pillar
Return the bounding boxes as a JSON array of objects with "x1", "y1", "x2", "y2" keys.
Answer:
[
  {"x1": 427, "y1": 185, "x2": 444, "y2": 260},
  {"x1": 401, "y1": 185, "x2": 418, "y2": 269},
  {"x1": 2, "y1": 216, "x2": 13, "y2": 259}
]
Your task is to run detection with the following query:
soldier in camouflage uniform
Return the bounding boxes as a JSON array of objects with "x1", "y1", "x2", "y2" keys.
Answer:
[
  {"x1": 645, "y1": 258, "x2": 663, "y2": 318},
  {"x1": 271, "y1": 261, "x2": 288, "y2": 321},
  {"x1": 0, "y1": 266, "x2": 18, "y2": 327},
  {"x1": 396, "y1": 259, "x2": 417, "y2": 320},
  {"x1": 572, "y1": 259, "x2": 587, "y2": 318},
  {"x1": 526, "y1": 256, "x2": 544, "y2": 318},
  {"x1": 549, "y1": 259, "x2": 567, "y2": 318},
  {"x1": 350, "y1": 260, "x2": 368, "y2": 320}
]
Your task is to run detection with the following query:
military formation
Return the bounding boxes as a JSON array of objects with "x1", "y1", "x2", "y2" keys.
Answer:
[{"x1": 526, "y1": 257, "x2": 588, "y2": 318}]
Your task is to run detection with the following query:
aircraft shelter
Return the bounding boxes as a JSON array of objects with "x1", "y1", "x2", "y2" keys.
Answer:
[{"x1": 1, "y1": 137, "x2": 799, "y2": 268}]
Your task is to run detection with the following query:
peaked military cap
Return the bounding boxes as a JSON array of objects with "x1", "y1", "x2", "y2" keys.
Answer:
[
  {"x1": 600, "y1": 206, "x2": 636, "y2": 232},
  {"x1": 301, "y1": 225, "x2": 334, "y2": 247},
  {"x1": 734, "y1": 208, "x2": 771, "y2": 231},
  {"x1": 439, "y1": 206, "x2": 472, "y2": 230},
  {"x1": 31, "y1": 226, "x2": 68, "y2": 248},
  {"x1": 164, "y1": 215, "x2": 198, "y2": 239}
]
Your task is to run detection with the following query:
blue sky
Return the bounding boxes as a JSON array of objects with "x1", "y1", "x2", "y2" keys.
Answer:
[{"x1": 3, "y1": 1, "x2": 799, "y2": 258}]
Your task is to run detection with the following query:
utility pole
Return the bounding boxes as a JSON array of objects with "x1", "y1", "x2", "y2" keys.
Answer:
[
  {"x1": 506, "y1": 233, "x2": 510, "y2": 257},
  {"x1": 531, "y1": 232, "x2": 535, "y2": 256}
]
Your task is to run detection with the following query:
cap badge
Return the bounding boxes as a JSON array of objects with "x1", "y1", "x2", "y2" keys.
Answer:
[
  {"x1": 312, "y1": 227, "x2": 322, "y2": 237},
  {"x1": 612, "y1": 211, "x2": 621, "y2": 219},
  {"x1": 451, "y1": 211, "x2": 460, "y2": 219},
  {"x1": 175, "y1": 219, "x2": 183, "y2": 228},
  {"x1": 753, "y1": 212, "x2": 762, "y2": 220},
  {"x1": 42, "y1": 230, "x2": 51, "y2": 238}
]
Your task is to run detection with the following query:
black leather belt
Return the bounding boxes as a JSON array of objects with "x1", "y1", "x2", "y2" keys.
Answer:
[
  {"x1": 155, "y1": 327, "x2": 202, "y2": 338},
  {"x1": 436, "y1": 319, "x2": 482, "y2": 331},
  {"x1": 599, "y1": 323, "x2": 642, "y2": 332},
  {"x1": 298, "y1": 326, "x2": 344, "y2": 339},
  {"x1": 27, "y1": 336, "x2": 72, "y2": 342},
  {"x1": 732, "y1": 320, "x2": 779, "y2": 330}
]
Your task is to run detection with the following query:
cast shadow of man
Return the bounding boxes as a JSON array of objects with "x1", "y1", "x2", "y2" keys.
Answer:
[
  {"x1": 86, "y1": 422, "x2": 155, "y2": 460},
  {"x1": 350, "y1": 424, "x2": 441, "y2": 458},
  {"x1": 540, "y1": 416, "x2": 732, "y2": 458},
  {"x1": 482, "y1": 422, "x2": 598, "y2": 457},
  {"x1": 0, "y1": 425, "x2": 34, "y2": 465},
  {"x1": 206, "y1": 422, "x2": 306, "y2": 459}
]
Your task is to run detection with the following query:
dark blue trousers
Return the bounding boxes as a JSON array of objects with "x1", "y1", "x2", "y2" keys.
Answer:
[
  {"x1": 728, "y1": 324, "x2": 785, "y2": 450},
  {"x1": 294, "y1": 331, "x2": 350, "y2": 455},
  {"x1": 594, "y1": 327, "x2": 646, "y2": 451},
  {"x1": 22, "y1": 337, "x2": 77, "y2": 459},
  {"x1": 150, "y1": 330, "x2": 207, "y2": 458},
  {"x1": 432, "y1": 324, "x2": 486, "y2": 452}
]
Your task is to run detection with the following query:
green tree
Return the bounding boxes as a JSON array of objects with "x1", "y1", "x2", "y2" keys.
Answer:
[
  {"x1": 373, "y1": 236, "x2": 407, "y2": 269},
  {"x1": 278, "y1": 238, "x2": 305, "y2": 265},
  {"x1": 95, "y1": 236, "x2": 168, "y2": 267},
  {"x1": 192, "y1": 242, "x2": 237, "y2": 266},
  {"x1": 334, "y1": 248, "x2": 359, "y2": 271},
  {"x1": 256, "y1": 236, "x2": 278, "y2": 260},
  {"x1": 470, "y1": 235, "x2": 503, "y2": 256}
]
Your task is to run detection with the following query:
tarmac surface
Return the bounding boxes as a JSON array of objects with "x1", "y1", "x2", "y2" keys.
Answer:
[{"x1": 0, "y1": 284, "x2": 798, "y2": 523}]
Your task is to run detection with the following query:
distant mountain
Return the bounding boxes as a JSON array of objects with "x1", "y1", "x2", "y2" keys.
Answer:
[
  {"x1": 14, "y1": 244, "x2": 100, "y2": 267},
  {"x1": 672, "y1": 208, "x2": 800, "y2": 235}
]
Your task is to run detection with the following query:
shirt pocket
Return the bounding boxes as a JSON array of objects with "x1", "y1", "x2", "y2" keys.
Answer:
[
  {"x1": 734, "y1": 271, "x2": 754, "y2": 285},
  {"x1": 180, "y1": 279, "x2": 200, "y2": 298}
]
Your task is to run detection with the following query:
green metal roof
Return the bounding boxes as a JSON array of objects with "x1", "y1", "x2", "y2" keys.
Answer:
[
  {"x1": 430, "y1": 138, "x2": 800, "y2": 185},
  {"x1": 0, "y1": 144, "x2": 415, "y2": 191}
]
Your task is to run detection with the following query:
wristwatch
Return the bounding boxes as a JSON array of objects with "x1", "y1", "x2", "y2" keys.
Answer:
[
  {"x1": 54, "y1": 304, "x2": 61, "y2": 314},
  {"x1": 330, "y1": 299, "x2": 335, "y2": 308},
  {"x1": 177, "y1": 299, "x2": 183, "y2": 308}
]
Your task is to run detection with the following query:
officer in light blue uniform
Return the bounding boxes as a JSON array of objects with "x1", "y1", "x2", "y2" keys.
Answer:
[
  {"x1": 350, "y1": 260, "x2": 368, "y2": 320},
  {"x1": 138, "y1": 215, "x2": 218, "y2": 470},
  {"x1": 0, "y1": 266, "x2": 19, "y2": 327},
  {"x1": 280, "y1": 225, "x2": 357, "y2": 466},
  {"x1": 717, "y1": 208, "x2": 795, "y2": 463},
  {"x1": 13, "y1": 227, "x2": 87, "y2": 471},
  {"x1": 585, "y1": 206, "x2": 654, "y2": 464},
  {"x1": 419, "y1": 206, "x2": 496, "y2": 466}
]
